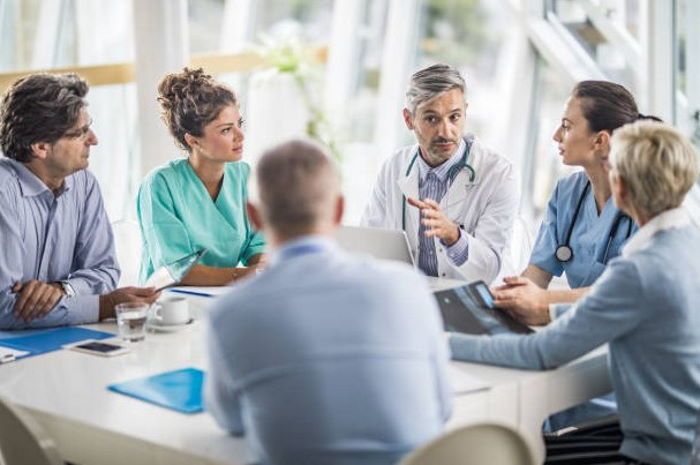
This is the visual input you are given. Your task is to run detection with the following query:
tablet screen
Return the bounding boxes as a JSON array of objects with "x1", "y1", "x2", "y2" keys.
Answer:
[{"x1": 435, "y1": 282, "x2": 532, "y2": 336}]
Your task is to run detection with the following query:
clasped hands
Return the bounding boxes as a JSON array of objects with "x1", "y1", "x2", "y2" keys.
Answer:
[
  {"x1": 12, "y1": 280, "x2": 160, "y2": 323},
  {"x1": 407, "y1": 197, "x2": 460, "y2": 246},
  {"x1": 491, "y1": 276, "x2": 551, "y2": 326}
]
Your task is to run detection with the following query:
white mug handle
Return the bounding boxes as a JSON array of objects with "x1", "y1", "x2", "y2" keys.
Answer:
[{"x1": 151, "y1": 304, "x2": 163, "y2": 322}]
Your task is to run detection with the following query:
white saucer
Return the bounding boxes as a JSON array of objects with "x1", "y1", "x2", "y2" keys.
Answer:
[{"x1": 146, "y1": 318, "x2": 195, "y2": 333}]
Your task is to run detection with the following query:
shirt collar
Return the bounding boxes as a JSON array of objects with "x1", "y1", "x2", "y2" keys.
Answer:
[
  {"x1": 7, "y1": 158, "x2": 73, "y2": 197},
  {"x1": 417, "y1": 137, "x2": 466, "y2": 183},
  {"x1": 269, "y1": 234, "x2": 338, "y2": 266},
  {"x1": 621, "y1": 207, "x2": 691, "y2": 257}
]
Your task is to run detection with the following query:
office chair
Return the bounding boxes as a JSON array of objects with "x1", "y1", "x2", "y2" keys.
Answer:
[
  {"x1": 0, "y1": 396, "x2": 63, "y2": 465},
  {"x1": 399, "y1": 423, "x2": 536, "y2": 465},
  {"x1": 111, "y1": 219, "x2": 143, "y2": 286}
]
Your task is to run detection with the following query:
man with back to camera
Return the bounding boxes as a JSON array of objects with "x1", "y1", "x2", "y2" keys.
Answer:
[
  {"x1": 0, "y1": 73, "x2": 159, "y2": 329},
  {"x1": 205, "y1": 139, "x2": 452, "y2": 465},
  {"x1": 361, "y1": 63, "x2": 519, "y2": 283}
]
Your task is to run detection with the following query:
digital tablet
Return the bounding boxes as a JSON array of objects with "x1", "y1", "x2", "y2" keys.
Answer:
[{"x1": 434, "y1": 281, "x2": 532, "y2": 335}]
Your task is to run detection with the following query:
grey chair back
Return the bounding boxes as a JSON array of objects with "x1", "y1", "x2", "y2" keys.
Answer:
[
  {"x1": 0, "y1": 396, "x2": 63, "y2": 465},
  {"x1": 399, "y1": 423, "x2": 536, "y2": 465}
]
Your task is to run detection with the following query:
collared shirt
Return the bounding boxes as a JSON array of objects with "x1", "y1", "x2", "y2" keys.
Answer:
[
  {"x1": 205, "y1": 235, "x2": 452, "y2": 465},
  {"x1": 137, "y1": 158, "x2": 265, "y2": 283},
  {"x1": 450, "y1": 210, "x2": 700, "y2": 465},
  {"x1": 0, "y1": 158, "x2": 119, "y2": 329},
  {"x1": 621, "y1": 207, "x2": 690, "y2": 257},
  {"x1": 416, "y1": 138, "x2": 470, "y2": 276}
]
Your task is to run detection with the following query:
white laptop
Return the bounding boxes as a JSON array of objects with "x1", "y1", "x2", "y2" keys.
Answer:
[{"x1": 334, "y1": 226, "x2": 415, "y2": 266}]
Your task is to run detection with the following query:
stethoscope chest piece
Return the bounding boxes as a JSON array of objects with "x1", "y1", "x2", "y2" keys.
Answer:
[{"x1": 555, "y1": 245, "x2": 573, "y2": 262}]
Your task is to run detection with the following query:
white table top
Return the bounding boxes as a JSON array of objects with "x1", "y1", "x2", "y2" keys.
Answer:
[{"x1": 0, "y1": 280, "x2": 612, "y2": 465}]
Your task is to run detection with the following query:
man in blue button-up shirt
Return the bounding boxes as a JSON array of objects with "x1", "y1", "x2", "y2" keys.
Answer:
[
  {"x1": 0, "y1": 73, "x2": 158, "y2": 329},
  {"x1": 205, "y1": 140, "x2": 452, "y2": 465}
]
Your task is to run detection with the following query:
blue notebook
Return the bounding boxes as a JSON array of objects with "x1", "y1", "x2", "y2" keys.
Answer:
[
  {"x1": 0, "y1": 327, "x2": 114, "y2": 357},
  {"x1": 107, "y1": 368, "x2": 205, "y2": 414}
]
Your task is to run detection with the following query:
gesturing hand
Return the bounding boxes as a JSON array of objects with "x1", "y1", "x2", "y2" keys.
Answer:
[{"x1": 407, "y1": 197, "x2": 460, "y2": 246}]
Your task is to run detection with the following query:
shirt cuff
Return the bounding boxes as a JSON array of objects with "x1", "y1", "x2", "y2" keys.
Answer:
[
  {"x1": 443, "y1": 229, "x2": 469, "y2": 267},
  {"x1": 61, "y1": 294, "x2": 101, "y2": 325}
]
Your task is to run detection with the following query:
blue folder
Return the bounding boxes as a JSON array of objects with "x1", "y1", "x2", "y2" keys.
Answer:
[
  {"x1": 107, "y1": 368, "x2": 205, "y2": 414},
  {"x1": 0, "y1": 327, "x2": 114, "y2": 357}
]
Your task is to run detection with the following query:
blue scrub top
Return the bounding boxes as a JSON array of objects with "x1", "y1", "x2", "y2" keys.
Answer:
[{"x1": 530, "y1": 171, "x2": 638, "y2": 288}]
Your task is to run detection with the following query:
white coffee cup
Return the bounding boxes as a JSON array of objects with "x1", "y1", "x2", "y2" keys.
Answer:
[{"x1": 152, "y1": 296, "x2": 190, "y2": 326}]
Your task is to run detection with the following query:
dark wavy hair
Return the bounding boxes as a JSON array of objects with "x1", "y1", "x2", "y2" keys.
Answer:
[
  {"x1": 0, "y1": 73, "x2": 88, "y2": 163},
  {"x1": 157, "y1": 67, "x2": 238, "y2": 152},
  {"x1": 572, "y1": 80, "x2": 661, "y2": 133}
]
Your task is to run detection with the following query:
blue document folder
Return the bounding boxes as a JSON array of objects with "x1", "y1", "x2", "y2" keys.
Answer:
[
  {"x1": 0, "y1": 327, "x2": 114, "y2": 357},
  {"x1": 107, "y1": 368, "x2": 205, "y2": 414}
]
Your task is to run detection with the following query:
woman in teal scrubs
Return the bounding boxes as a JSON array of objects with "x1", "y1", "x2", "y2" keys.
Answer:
[
  {"x1": 493, "y1": 81, "x2": 659, "y2": 430},
  {"x1": 137, "y1": 68, "x2": 265, "y2": 285}
]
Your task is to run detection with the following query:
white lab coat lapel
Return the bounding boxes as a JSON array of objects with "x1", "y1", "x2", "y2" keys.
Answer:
[
  {"x1": 440, "y1": 161, "x2": 478, "y2": 226},
  {"x1": 396, "y1": 164, "x2": 421, "y2": 254}
]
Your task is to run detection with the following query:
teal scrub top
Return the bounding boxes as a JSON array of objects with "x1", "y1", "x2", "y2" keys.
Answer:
[{"x1": 137, "y1": 158, "x2": 266, "y2": 283}]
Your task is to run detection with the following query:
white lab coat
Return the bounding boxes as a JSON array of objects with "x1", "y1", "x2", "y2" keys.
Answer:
[{"x1": 361, "y1": 136, "x2": 519, "y2": 284}]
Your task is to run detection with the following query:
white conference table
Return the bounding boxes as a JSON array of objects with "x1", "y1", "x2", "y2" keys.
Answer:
[{"x1": 0, "y1": 280, "x2": 612, "y2": 465}]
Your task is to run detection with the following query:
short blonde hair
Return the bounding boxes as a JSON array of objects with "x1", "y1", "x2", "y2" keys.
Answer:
[{"x1": 610, "y1": 121, "x2": 699, "y2": 218}]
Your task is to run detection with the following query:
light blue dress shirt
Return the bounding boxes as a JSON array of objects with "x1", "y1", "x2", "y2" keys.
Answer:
[
  {"x1": 450, "y1": 209, "x2": 700, "y2": 465},
  {"x1": 205, "y1": 236, "x2": 452, "y2": 465},
  {"x1": 0, "y1": 158, "x2": 120, "y2": 329},
  {"x1": 530, "y1": 171, "x2": 637, "y2": 288},
  {"x1": 416, "y1": 137, "x2": 471, "y2": 276}
]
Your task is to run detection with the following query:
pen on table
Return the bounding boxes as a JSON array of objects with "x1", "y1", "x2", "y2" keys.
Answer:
[{"x1": 168, "y1": 289, "x2": 214, "y2": 298}]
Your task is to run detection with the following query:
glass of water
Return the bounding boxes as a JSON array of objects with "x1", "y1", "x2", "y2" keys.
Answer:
[{"x1": 115, "y1": 302, "x2": 149, "y2": 342}]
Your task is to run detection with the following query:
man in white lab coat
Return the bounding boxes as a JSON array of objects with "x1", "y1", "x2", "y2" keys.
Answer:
[{"x1": 361, "y1": 64, "x2": 519, "y2": 283}]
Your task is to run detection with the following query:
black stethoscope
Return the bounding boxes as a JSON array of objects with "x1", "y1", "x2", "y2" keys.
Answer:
[
  {"x1": 401, "y1": 137, "x2": 476, "y2": 231},
  {"x1": 555, "y1": 180, "x2": 634, "y2": 263}
]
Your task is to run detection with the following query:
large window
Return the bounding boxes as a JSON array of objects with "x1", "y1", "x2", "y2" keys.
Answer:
[{"x1": 0, "y1": 0, "x2": 137, "y2": 219}]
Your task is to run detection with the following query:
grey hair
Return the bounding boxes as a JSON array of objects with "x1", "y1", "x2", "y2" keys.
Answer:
[
  {"x1": 405, "y1": 64, "x2": 466, "y2": 114},
  {"x1": 255, "y1": 139, "x2": 340, "y2": 237},
  {"x1": 610, "y1": 121, "x2": 699, "y2": 218}
]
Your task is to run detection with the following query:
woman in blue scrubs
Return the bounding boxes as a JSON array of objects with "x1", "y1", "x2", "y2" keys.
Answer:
[
  {"x1": 137, "y1": 68, "x2": 265, "y2": 285},
  {"x1": 494, "y1": 81, "x2": 660, "y2": 323},
  {"x1": 493, "y1": 81, "x2": 659, "y2": 430}
]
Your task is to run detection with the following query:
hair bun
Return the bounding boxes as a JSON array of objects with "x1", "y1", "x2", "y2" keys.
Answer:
[{"x1": 157, "y1": 67, "x2": 214, "y2": 110}]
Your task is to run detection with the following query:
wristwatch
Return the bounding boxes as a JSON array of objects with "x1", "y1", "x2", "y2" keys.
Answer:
[{"x1": 59, "y1": 281, "x2": 76, "y2": 298}]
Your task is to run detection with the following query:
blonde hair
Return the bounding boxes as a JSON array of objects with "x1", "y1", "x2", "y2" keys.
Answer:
[{"x1": 610, "y1": 121, "x2": 699, "y2": 218}]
